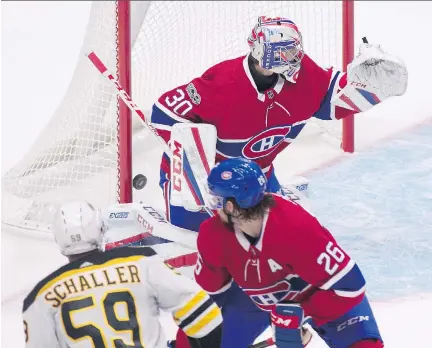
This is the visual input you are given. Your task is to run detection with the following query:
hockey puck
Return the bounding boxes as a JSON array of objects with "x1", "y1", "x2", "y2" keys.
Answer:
[{"x1": 133, "y1": 174, "x2": 147, "y2": 190}]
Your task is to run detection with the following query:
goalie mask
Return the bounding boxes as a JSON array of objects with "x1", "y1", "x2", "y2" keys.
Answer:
[{"x1": 248, "y1": 16, "x2": 304, "y2": 82}]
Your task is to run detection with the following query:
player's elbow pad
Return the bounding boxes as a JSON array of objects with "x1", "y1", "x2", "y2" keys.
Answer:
[
  {"x1": 322, "y1": 262, "x2": 366, "y2": 298},
  {"x1": 174, "y1": 291, "x2": 222, "y2": 340}
]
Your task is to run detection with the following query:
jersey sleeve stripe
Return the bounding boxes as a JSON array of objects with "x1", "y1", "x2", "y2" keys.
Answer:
[
  {"x1": 215, "y1": 149, "x2": 236, "y2": 159},
  {"x1": 328, "y1": 71, "x2": 344, "y2": 120},
  {"x1": 327, "y1": 69, "x2": 343, "y2": 120},
  {"x1": 320, "y1": 259, "x2": 355, "y2": 290},
  {"x1": 326, "y1": 262, "x2": 366, "y2": 297},
  {"x1": 334, "y1": 285, "x2": 366, "y2": 298},
  {"x1": 173, "y1": 290, "x2": 223, "y2": 339},
  {"x1": 152, "y1": 102, "x2": 192, "y2": 126},
  {"x1": 174, "y1": 290, "x2": 208, "y2": 320},
  {"x1": 178, "y1": 297, "x2": 214, "y2": 330},
  {"x1": 183, "y1": 305, "x2": 222, "y2": 338},
  {"x1": 312, "y1": 71, "x2": 342, "y2": 121},
  {"x1": 205, "y1": 278, "x2": 233, "y2": 295}
]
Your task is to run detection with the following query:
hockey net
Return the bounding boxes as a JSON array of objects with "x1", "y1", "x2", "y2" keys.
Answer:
[{"x1": 2, "y1": 1, "x2": 353, "y2": 233}]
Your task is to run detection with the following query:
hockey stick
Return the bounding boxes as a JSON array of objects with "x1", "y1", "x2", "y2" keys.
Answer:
[
  {"x1": 249, "y1": 338, "x2": 274, "y2": 348},
  {"x1": 87, "y1": 52, "x2": 173, "y2": 157},
  {"x1": 86, "y1": 51, "x2": 214, "y2": 218},
  {"x1": 248, "y1": 285, "x2": 319, "y2": 348}
]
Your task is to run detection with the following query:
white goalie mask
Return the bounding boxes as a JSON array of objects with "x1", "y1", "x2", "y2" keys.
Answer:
[
  {"x1": 248, "y1": 16, "x2": 304, "y2": 82},
  {"x1": 53, "y1": 201, "x2": 103, "y2": 256}
]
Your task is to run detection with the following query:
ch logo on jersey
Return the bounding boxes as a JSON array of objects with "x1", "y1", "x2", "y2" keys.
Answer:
[
  {"x1": 242, "y1": 125, "x2": 292, "y2": 160},
  {"x1": 244, "y1": 280, "x2": 293, "y2": 310},
  {"x1": 242, "y1": 276, "x2": 309, "y2": 311}
]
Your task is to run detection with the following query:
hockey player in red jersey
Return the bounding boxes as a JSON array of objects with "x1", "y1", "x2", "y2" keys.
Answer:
[
  {"x1": 147, "y1": 15, "x2": 405, "y2": 347},
  {"x1": 195, "y1": 157, "x2": 383, "y2": 348},
  {"x1": 150, "y1": 16, "x2": 407, "y2": 232}
]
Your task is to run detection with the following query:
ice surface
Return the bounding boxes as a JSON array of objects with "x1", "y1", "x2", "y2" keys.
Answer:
[
  {"x1": 2, "y1": 225, "x2": 432, "y2": 347},
  {"x1": 307, "y1": 122, "x2": 432, "y2": 301},
  {"x1": 5, "y1": 123, "x2": 432, "y2": 347},
  {"x1": 2, "y1": 1, "x2": 432, "y2": 347}
]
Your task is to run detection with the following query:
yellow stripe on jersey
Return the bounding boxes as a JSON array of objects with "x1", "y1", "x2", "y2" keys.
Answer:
[
  {"x1": 38, "y1": 255, "x2": 144, "y2": 296},
  {"x1": 174, "y1": 290, "x2": 207, "y2": 321},
  {"x1": 183, "y1": 305, "x2": 222, "y2": 338}
]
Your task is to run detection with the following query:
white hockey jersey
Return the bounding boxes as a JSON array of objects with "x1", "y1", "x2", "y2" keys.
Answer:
[{"x1": 22, "y1": 246, "x2": 222, "y2": 348}]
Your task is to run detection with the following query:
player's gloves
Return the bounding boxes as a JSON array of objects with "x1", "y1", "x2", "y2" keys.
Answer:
[
  {"x1": 332, "y1": 42, "x2": 408, "y2": 112},
  {"x1": 348, "y1": 43, "x2": 408, "y2": 97},
  {"x1": 167, "y1": 340, "x2": 176, "y2": 347},
  {"x1": 271, "y1": 303, "x2": 313, "y2": 348}
]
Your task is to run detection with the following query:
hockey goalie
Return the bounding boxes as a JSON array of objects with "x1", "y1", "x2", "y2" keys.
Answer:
[
  {"x1": 88, "y1": 15, "x2": 407, "y2": 348},
  {"x1": 144, "y1": 16, "x2": 407, "y2": 348},
  {"x1": 151, "y1": 16, "x2": 407, "y2": 231}
]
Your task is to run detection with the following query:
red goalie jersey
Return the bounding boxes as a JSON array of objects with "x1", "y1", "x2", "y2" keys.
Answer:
[
  {"x1": 195, "y1": 195, "x2": 367, "y2": 327},
  {"x1": 151, "y1": 54, "x2": 353, "y2": 177}
]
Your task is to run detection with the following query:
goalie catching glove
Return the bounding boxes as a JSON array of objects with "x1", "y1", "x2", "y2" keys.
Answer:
[
  {"x1": 271, "y1": 303, "x2": 313, "y2": 348},
  {"x1": 332, "y1": 42, "x2": 408, "y2": 112}
]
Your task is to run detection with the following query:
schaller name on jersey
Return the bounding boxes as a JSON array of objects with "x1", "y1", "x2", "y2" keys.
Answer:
[{"x1": 44, "y1": 265, "x2": 141, "y2": 308}]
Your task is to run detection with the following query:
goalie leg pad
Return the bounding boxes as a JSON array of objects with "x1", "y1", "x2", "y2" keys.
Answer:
[
  {"x1": 170, "y1": 123, "x2": 217, "y2": 211},
  {"x1": 266, "y1": 169, "x2": 311, "y2": 211},
  {"x1": 161, "y1": 173, "x2": 210, "y2": 232}
]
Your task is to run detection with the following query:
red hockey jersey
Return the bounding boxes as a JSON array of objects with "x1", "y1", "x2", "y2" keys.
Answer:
[
  {"x1": 151, "y1": 54, "x2": 352, "y2": 177},
  {"x1": 195, "y1": 195, "x2": 366, "y2": 327}
]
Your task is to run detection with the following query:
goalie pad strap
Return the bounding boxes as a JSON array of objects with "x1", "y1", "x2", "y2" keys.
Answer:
[
  {"x1": 170, "y1": 123, "x2": 217, "y2": 211},
  {"x1": 192, "y1": 127, "x2": 211, "y2": 174}
]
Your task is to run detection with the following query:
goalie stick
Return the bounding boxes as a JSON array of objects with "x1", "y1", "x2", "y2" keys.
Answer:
[
  {"x1": 87, "y1": 52, "x2": 168, "y2": 154},
  {"x1": 86, "y1": 51, "x2": 214, "y2": 218}
]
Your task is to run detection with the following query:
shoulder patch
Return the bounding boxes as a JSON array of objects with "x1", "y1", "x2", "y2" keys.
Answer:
[{"x1": 186, "y1": 83, "x2": 201, "y2": 105}]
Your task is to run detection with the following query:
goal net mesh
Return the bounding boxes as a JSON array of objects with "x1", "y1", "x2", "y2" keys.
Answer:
[{"x1": 2, "y1": 1, "x2": 344, "y2": 233}]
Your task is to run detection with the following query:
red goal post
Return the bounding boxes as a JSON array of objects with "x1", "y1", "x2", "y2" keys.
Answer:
[
  {"x1": 342, "y1": 0, "x2": 355, "y2": 153},
  {"x1": 2, "y1": 1, "x2": 355, "y2": 233},
  {"x1": 116, "y1": 0, "x2": 355, "y2": 203}
]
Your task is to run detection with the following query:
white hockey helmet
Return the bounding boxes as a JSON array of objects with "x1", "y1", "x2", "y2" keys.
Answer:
[
  {"x1": 248, "y1": 16, "x2": 304, "y2": 82},
  {"x1": 100, "y1": 203, "x2": 156, "y2": 251},
  {"x1": 53, "y1": 201, "x2": 103, "y2": 256}
]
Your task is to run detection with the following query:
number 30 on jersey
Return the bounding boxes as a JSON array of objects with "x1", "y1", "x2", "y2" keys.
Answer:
[{"x1": 165, "y1": 89, "x2": 193, "y2": 116}]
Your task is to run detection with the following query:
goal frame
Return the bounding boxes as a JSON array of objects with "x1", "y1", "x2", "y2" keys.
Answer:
[{"x1": 117, "y1": 0, "x2": 355, "y2": 204}]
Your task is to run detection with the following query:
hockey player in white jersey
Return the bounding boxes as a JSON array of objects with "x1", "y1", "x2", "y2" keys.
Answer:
[{"x1": 22, "y1": 201, "x2": 222, "y2": 348}]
